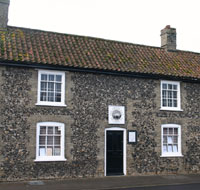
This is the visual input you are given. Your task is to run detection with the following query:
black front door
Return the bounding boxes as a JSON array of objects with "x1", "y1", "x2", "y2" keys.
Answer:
[{"x1": 106, "y1": 130, "x2": 123, "y2": 175}]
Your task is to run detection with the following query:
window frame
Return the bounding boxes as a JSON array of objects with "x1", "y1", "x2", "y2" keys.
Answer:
[
  {"x1": 36, "y1": 70, "x2": 66, "y2": 107},
  {"x1": 161, "y1": 124, "x2": 183, "y2": 157},
  {"x1": 35, "y1": 122, "x2": 66, "y2": 162},
  {"x1": 160, "y1": 80, "x2": 181, "y2": 111}
]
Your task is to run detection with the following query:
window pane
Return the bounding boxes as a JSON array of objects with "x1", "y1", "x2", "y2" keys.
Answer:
[
  {"x1": 55, "y1": 93, "x2": 61, "y2": 102},
  {"x1": 173, "y1": 85, "x2": 177, "y2": 90},
  {"x1": 56, "y1": 75, "x2": 62, "y2": 82},
  {"x1": 173, "y1": 136, "x2": 178, "y2": 143},
  {"x1": 163, "y1": 128, "x2": 168, "y2": 134},
  {"x1": 173, "y1": 145, "x2": 178, "y2": 152},
  {"x1": 163, "y1": 145, "x2": 167, "y2": 152},
  {"x1": 162, "y1": 83, "x2": 167, "y2": 89},
  {"x1": 55, "y1": 83, "x2": 61, "y2": 92},
  {"x1": 54, "y1": 147, "x2": 61, "y2": 156},
  {"x1": 48, "y1": 92, "x2": 54, "y2": 102},
  {"x1": 169, "y1": 128, "x2": 173, "y2": 134},
  {"x1": 173, "y1": 91, "x2": 177, "y2": 98},
  {"x1": 40, "y1": 126, "x2": 46, "y2": 134},
  {"x1": 168, "y1": 136, "x2": 173, "y2": 143},
  {"x1": 168, "y1": 145, "x2": 173, "y2": 152},
  {"x1": 47, "y1": 136, "x2": 53, "y2": 145},
  {"x1": 40, "y1": 92, "x2": 47, "y2": 101},
  {"x1": 168, "y1": 99, "x2": 172, "y2": 107},
  {"x1": 174, "y1": 128, "x2": 178, "y2": 134},
  {"x1": 48, "y1": 127, "x2": 53, "y2": 134},
  {"x1": 41, "y1": 82, "x2": 47, "y2": 91},
  {"x1": 168, "y1": 84, "x2": 172, "y2": 90},
  {"x1": 47, "y1": 147, "x2": 53, "y2": 156},
  {"x1": 163, "y1": 136, "x2": 167, "y2": 143},
  {"x1": 39, "y1": 136, "x2": 46, "y2": 145},
  {"x1": 48, "y1": 82, "x2": 54, "y2": 91},
  {"x1": 168, "y1": 91, "x2": 172, "y2": 98},
  {"x1": 163, "y1": 99, "x2": 167, "y2": 107},
  {"x1": 39, "y1": 147, "x2": 46, "y2": 156},
  {"x1": 173, "y1": 100, "x2": 177, "y2": 107},
  {"x1": 41, "y1": 74, "x2": 47, "y2": 81},
  {"x1": 54, "y1": 136, "x2": 60, "y2": 145},
  {"x1": 55, "y1": 127, "x2": 61, "y2": 134},
  {"x1": 49, "y1": 74, "x2": 55, "y2": 81},
  {"x1": 162, "y1": 90, "x2": 167, "y2": 99}
]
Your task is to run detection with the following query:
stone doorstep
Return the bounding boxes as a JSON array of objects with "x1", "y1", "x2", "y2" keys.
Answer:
[{"x1": 28, "y1": 181, "x2": 45, "y2": 185}]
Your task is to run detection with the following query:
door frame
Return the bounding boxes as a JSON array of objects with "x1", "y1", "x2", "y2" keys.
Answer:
[{"x1": 104, "y1": 127, "x2": 126, "y2": 176}]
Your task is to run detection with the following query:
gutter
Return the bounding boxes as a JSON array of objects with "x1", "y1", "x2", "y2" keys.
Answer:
[{"x1": 0, "y1": 60, "x2": 200, "y2": 83}]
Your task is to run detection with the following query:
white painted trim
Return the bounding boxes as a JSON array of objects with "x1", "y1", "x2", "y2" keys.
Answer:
[
  {"x1": 104, "y1": 127, "x2": 126, "y2": 176},
  {"x1": 160, "y1": 108, "x2": 183, "y2": 112},
  {"x1": 108, "y1": 105, "x2": 125, "y2": 124},
  {"x1": 34, "y1": 158, "x2": 67, "y2": 162},
  {"x1": 160, "y1": 155, "x2": 183, "y2": 157},
  {"x1": 160, "y1": 80, "x2": 181, "y2": 111},
  {"x1": 37, "y1": 70, "x2": 66, "y2": 106},
  {"x1": 35, "y1": 122, "x2": 66, "y2": 162},
  {"x1": 161, "y1": 124, "x2": 183, "y2": 157},
  {"x1": 35, "y1": 103, "x2": 67, "y2": 107}
]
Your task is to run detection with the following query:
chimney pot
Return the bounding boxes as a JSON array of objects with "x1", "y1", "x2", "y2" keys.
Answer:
[
  {"x1": 161, "y1": 25, "x2": 176, "y2": 50},
  {"x1": 0, "y1": 0, "x2": 10, "y2": 30}
]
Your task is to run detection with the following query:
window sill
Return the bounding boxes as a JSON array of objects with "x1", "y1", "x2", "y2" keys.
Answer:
[
  {"x1": 160, "y1": 108, "x2": 183, "y2": 112},
  {"x1": 34, "y1": 158, "x2": 67, "y2": 162},
  {"x1": 160, "y1": 154, "x2": 183, "y2": 158},
  {"x1": 36, "y1": 103, "x2": 67, "y2": 107}
]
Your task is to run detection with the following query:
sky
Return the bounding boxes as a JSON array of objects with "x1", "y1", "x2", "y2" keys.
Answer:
[{"x1": 8, "y1": 0, "x2": 200, "y2": 53}]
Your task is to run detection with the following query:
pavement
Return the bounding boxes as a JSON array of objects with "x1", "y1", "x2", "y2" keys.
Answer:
[{"x1": 0, "y1": 174, "x2": 200, "y2": 190}]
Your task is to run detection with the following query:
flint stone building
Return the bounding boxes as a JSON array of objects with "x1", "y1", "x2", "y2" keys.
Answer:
[{"x1": 1, "y1": 0, "x2": 200, "y2": 181}]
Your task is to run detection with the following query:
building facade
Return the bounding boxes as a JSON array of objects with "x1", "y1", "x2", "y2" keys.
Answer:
[{"x1": 0, "y1": 0, "x2": 200, "y2": 181}]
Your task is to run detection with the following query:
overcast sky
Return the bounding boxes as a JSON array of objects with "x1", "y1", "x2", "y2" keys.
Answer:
[{"x1": 8, "y1": 0, "x2": 200, "y2": 53}]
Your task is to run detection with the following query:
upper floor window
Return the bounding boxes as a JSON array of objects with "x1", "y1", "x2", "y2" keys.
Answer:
[
  {"x1": 161, "y1": 124, "x2": 183, "y2": 157},
  {"x1": 36, "y1": 70, "x2": 66, "y2": 106},
  {"x1": 35, "y1": 122, "x2": 66, "y2": 162},
  {"x1": 160, "y1": 81, "x2": 181, "y2": 111}
]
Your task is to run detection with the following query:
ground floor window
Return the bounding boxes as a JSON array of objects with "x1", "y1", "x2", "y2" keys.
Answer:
[
  {"x1": 35, "y1": 122, "x2": 66, "y2": 162},
  {"x1": 161, "y1": 124, "x2": 182, "y2": 157}
]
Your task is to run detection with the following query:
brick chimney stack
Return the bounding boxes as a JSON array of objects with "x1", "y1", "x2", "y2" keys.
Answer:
[
  {"x1": 161, "y1": 25, "x2": 176, "y2": 50},
  {"x1": 0, "y1": 0, "x2": 10, "y2": 30}
]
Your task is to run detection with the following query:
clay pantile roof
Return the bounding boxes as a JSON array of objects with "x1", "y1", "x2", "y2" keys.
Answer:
[{"x1": 0, "y1": 26, "x2": 200, "y2": 80}]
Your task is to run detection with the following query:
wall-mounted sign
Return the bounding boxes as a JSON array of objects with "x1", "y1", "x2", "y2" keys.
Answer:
[
  {"x1": 108, "y1": 105, "x2": 125, "y2": 124},
  {"x1": 128, "y1": 130, "x2": 137, "y2": 144}
]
